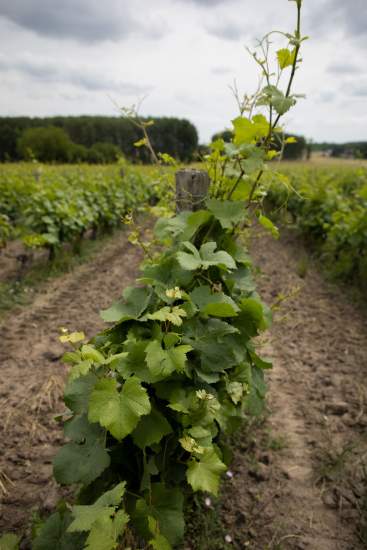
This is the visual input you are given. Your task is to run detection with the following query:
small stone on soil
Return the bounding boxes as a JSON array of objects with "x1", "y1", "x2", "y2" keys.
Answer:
[{"x1": 324, "y1": 401, "x2": 349, "y2": 416}]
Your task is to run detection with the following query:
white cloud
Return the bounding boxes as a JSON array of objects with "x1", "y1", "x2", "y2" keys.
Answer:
[{"x1": 0, "y1": 0, "x2": 366, "y2": 143}]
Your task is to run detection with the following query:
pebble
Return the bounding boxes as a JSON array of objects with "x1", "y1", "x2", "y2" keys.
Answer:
[
  {"x1": 325, "y1": 401, "x2": 349, "y2": 416},
  {"x1": 249, "y1": 463, "x2": 270, "y2": 482}
]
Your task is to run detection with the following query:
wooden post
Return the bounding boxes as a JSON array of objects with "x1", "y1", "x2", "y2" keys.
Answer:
[{"x1": 175, "y1": 169, "x2": 210, "y2": 212}]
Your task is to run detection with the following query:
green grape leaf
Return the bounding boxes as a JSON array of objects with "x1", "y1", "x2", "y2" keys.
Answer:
[
  {"x1": 250, "y1": 350, "x2": 272, "y2": 370},
  {"x1": 148, "y1": 516, "x2": 172, "y2": 550},
  {"x1": 59, "y1": 331, "x2": 85, "y2": 344},
  {"x1": 243, "y1": 155, "x2": 264, "y2": 175},
  {"x1": 155, "y1": 382, "x2": 196, "y2": 414},
  {"x1": 145, "y1": 341, "x2": 192, "y2": 380},
  {"x1": 33, "y1": 508, "x2": 86, "y2": 550},
  {"x1": 100, "y1": 286, "x2": 151, "y2": 323},
  {"x1": 143, "y1": 305, "x2": 187, "y2": 326},
  {"x1": 132, "y1": 484, "x2": 184, "y2": 546},
  {"x1": 226, "y1": 381, "x2": 244, "y2": 404},
  {"x1": 84, "y1": 511, "x2": 129, "y2": 550},
  {"x1": 190, "y1": 286, "x2": 239, "y2": 318},
  {"x1": 199, "y1": 242, "x2": 236, "y2": 270},
  {"x1": 63, "y1": 413, "x2": 105, "y2": 443},
  {"x1": 154, "y1": 214, "x2": 189, "y2": 240},
  {"x1": 285, "y1": 136, "x2": 297, "y2": 143},
  {"x1": 206, "y1": 199, "x2": 246, "y2": 229},
  {"x1": 53, "y1": 440, "x2": 110, "y2": 486},
  {"x1": 88, "y1": 377, "x2": 151, "y2": 440},
  {"x1": 182, "y1": 318, "x2": 244, "y2": 372},
  {"x1": 80, "y1": 345, "x2": 105, "y2": 364},
  {"x1": 150, "y1": 534, "x2": 171, "y2": 550},
  {"x1": 154, "y1": 211, "x2": 211, "y2": 242},
  {"x1": 258, "y1": 214, "x2": 279, "y2": 238},
  {"x1": 224, "y1": 266, "x2": 256, "y2": 293},
  {"x1": 114, "y1": 339, "x2": 156, "y2": 383},
  {"x1": 132, "y1": 407, "x2": 172, "y2": 449},
  {"x1": 62, "y1": 351, "x2": 81, "y2": 365},
  {"x1": 0, "y1": 534, "x2": 20, "y2": 550},
  {"x1": 187, "y1": 448, "x2": 226, "y2": 495},
  {"x1": 141, "y1": 255, "x2": 194, "y2": 288},
  {"x1": 277, "y1": 47, "x2": 296, "y2": 69},
  {"x1": 64, "y1": 372, "x2": 98, "y2": 414},
  {"x1": 176, "y1": 242, "x2": 201, "y2": 270},
  {"x1": 234, "y1": 297, "x2": 271, "y2": 337},
  {"x1": 177, "y1": 241, "x2": 236, "y2": 271},
  {"x1": 258, "y1": 85, "x2": 296, "y2": 115},
  {"x1": 68, "y1": 360, "x2": 93, "y2": 382},
  {"x1": 68, "y1": 483, "x2": 126, "y2": 532},
  {"x1": 243, "y1": 365, "x2": 267, "y2": 416},
  {"x1": 232, "y1": 114, "x2": 269, "y2": 145},
  {"x1": 134, "y1": 137, "x2": 148, "y2": 147}
]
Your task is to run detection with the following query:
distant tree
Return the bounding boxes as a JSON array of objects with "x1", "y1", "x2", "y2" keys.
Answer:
[
  {"x1": 0, "y1": 116, "x2": 199, "y2": 163},
  {"x1": 69, "y1": 143, "x2": 88, "y2": 163},
  {"x1": 282, "y1": 133, "x2": 308, "y2": 160},
  {"x1": 17, "y1": 126, "x2": 74, "y2": 163},
  {"x1": 87, "y1": 142, "x2": 121, "y2": 164},
  {"x1": 211, "y1": 129, "x2": 233, "y2": 143}
]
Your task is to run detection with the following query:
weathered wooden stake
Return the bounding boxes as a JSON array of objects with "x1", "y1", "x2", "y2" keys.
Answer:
[{"x1": 175, "y1": 169, "x2": 210, "y2": 212}]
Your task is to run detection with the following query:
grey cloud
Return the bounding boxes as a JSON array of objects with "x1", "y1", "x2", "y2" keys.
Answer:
[
  {"x1": 0, "y1": 0, "x2": 166, "y2": 43},
  {"x1": 205, "y1": 19, "x2": 247, "y2": 41},
  {"x1": 308, "y1": 0, "x2": 367, "y2": 42},
  {"x1": 350, "y1": 83, "x2": 367, "y2": 97},
  {"x1": 318, "y1": 91, "x2": 336, "y2": 103},
  {"x1": 177, "y1": 0, "x2": 225, "y2": 5},
  {"x1": 211, "y1": 65, "x2": 233, "y2": 75},
  {"x1": 0, "y1": 54, "x2": 151, "y2": 95},
  {"x1": 339, "y1": 78, "x2": 367, "y2": 98},
  {"x1": 327, "y1": 63, "x2": 360, "y2": 75}
]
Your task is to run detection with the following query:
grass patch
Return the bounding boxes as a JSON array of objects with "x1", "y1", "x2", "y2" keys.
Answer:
[{"x1": 183, "y1": 495, "x2": 232, "y2": 550}]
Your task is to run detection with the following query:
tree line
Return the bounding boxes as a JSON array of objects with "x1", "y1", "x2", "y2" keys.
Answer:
[
  {"x1": 311, "y1": 141, "x2": 367, "y2": 159},
  {"x1": 0, "y1": 116, "x2": 199, "y2": 163}
]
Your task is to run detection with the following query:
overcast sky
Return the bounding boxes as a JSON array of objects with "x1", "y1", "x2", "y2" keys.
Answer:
[{"x1": 0, "y1": 0, "x2": 366, "y2": 143}]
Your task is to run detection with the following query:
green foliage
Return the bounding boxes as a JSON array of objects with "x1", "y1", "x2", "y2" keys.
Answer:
[
  {"x1": 86, "y1": 142, "x2": 121, "y2": 164},
  {"x1": 31, "y1": 2, "x2": 306, "y2": 548},
  {"x1": 0, "y1": 162, "x2": 153, "y2": 255},
  {"x1": 17, "y1": 126, "x2": 74, "y2": 163},
  {"x1": 88, "y1": 377, "x2": 151, "y2": 440},
  {"x1": 33, "y1": 204, "x2": 273, "y2": 548},
  {"x1": 0, "y1": 534, "x2": 20, "y2": 550},
  {"x1": 267, "y1": 165, "x2": 367, "y2": 289},
  {"x1": 0, "y1": 116, "x2": 198, "y2": 163}
]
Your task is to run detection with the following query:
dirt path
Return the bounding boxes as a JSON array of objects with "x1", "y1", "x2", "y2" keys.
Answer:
[
  {"x1": 0, "y1": 229, "x2": 143, "y2": 535},
  {"x1": 1, "y1": 227, "x2": 367, "y2": 548},
  {"x1": 221, "y1": 230, "x2": 367, "y2": 549}
]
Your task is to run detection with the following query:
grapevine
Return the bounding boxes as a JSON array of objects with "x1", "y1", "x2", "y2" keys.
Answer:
[{"x1": 25, "y1": 1, "x2": 307, "y2": 548}]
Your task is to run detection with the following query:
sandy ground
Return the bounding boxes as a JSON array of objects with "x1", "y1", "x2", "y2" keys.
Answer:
[{"x1": 1, "y1": 228, "x2": 366, "y2": 549}]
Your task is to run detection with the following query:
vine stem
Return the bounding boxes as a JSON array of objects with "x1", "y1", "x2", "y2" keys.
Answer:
[{"x1": 244, "y1": 0, "x2": 302, "y2": 210}]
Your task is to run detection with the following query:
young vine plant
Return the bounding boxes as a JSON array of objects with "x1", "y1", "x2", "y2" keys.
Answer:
[{"x1": 26, "y1": 1, "x2": 306, "y2": 548}]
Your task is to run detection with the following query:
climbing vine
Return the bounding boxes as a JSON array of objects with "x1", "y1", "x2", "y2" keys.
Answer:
[{"x1": 22, "y1": 2, "x2": 307, "y2": 548}]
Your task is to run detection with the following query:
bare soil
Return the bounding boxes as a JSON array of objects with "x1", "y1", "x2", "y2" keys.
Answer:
[
  {"x1": 220, "y1": 230, "x2": 367, "y2": 550},
  {"x1": 0, "y1": 229, "x2": 144, "y2": 537},
  {"x1": 1, "y1": 227, "x2": 367, "y2": 549}
]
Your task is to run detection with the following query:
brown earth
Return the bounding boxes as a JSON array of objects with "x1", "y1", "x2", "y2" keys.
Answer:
[
  {"x1": 1, "y1": 227, "x2": 367, "y2": 549},
  {"x1": 220, "y1": 230, "x2": 367, "y2": 550},
  {"x1": 0, "y1": 229, "x2": 144, "y2": 539}
]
